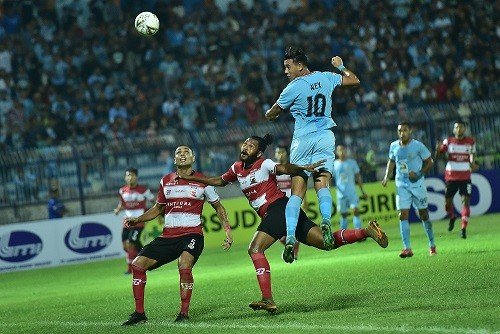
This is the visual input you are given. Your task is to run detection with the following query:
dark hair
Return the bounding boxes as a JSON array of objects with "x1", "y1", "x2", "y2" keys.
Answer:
[
  {"x1": 455, "y1": 120, "x2": 466, "y2": 126},
  {"x1": 251, "y1": 134, "x2": 274, "y2": 152},
  {"x1": 398, "y1": 121, "x2": 411, "y2": 128},
  {"x1": 126, "y1": 167, "x2": 138, "y2": 175},
  {"x1": 284, "y1": 46, "x2": 308, "y2": 66}
]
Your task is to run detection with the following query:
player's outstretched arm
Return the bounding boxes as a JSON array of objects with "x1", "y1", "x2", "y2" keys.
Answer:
[
  {"x1": 265, "y1": 103, "x2": 284, "y2": 121},
  {"x1": 124, "y1": 202, "x2": 164, "y2": 227},
  {"x1": 211, "y1": 201, "x2": 233, "y2": 250},
  {"x1": 276, "y1": 159, "x2": 326, "y2": 175},
  {"x1": 331, "y1": 56, "x2": 360, "y2": 86},
  {"x1": 381, "y1": 160, "x2": 395, "y2": 187},
  {"x1": 179, "y1": 174, "x2": 229, "y2": 187}
]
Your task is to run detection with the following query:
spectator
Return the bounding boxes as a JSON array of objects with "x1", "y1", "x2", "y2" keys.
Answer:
[{"x1": 48, "y1": 187, "x2": 66, "y2": 219}]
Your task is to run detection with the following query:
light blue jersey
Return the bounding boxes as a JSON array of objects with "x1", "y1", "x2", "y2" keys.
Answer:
[
  {"x1": 334, "y1": 158, "x2": 361, "y2": 213},
  {"x1": 277, "y1": 71, "x2": 342, "y2": 138},
  {"x1": 389, "y1": 139, "x2": 431, "y2": 188},
  {"x1": 333, "y1": 159, "x2": 359, "y2": 197}
]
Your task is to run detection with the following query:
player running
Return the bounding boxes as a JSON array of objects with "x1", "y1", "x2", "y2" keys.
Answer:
[
  {"x1": 121, "y1": 146, "x2": 233, "y2": 325},
  {"x1": 382, "y1": 122, "x2": 436, "y2": 258},
  {"x1": 114, "y1": 168, "x2": 155, "y2": 274},
  {"x1": 333, "y1": 145, "x2": 368, "y2": 229},
  {"x1": 265, "y1": 46, "x2": 360, "y2": 261},
  {"x1": 180, "y1": 134, "x2": 388, "y2": 313},
  {"x1": 435, "y1": 121, "x2": 478, "y2": 239}
]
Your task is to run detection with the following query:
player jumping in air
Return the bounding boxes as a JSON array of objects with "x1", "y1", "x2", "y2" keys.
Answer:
[
  {"x1": 382, "y1": 122, "x2": 436, "y2": 258},
  {"x1": 121, "y1": 146, "x2": 233, "y2": 325},
  {"x1": 435, "y1": 121, "x2": 478, "y2": 239},
  {"x1": 333, "y1": 145, "x2": 368, "y2": 229},
  {"x1": 114, "y1": 168, "x2": 155, "y2": 274},
  {"x1": 265, "y1": 46, "x2": 360, "y2": 262},
  {"x1": 275, "y1": 146, "x2": 302, "y2": 260},
  {"x1": 180, "y1": 134, "x2": 388, "y2": 313}
]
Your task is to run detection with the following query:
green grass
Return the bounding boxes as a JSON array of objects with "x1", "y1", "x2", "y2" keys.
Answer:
[{"x1": 2, "y1": 214, "x2": 500, "y2": 334}]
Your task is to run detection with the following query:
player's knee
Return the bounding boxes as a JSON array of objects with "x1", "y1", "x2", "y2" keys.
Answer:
[
  {"x1": 131, "y1": 256, "x2": 147, "y2": 270},
  {"x1": 353, "y1": 208, "x2": 359, "y2": 216},
  {"x1": 248, "y1": 244, "x2": 263, "y2": 256},
  {"x1": 463, "y1": 196, "x2": 470, "y2": 206},
  {"x1": 399, "y1": 212, "x2": 409, "y2": 220}
]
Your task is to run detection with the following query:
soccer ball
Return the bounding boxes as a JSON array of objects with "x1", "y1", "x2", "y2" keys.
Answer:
[{"x1": 134, "y1": 12, "x2": 159, "y2": 36}]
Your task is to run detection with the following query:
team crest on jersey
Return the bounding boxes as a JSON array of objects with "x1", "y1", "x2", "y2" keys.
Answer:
[
  {"x1": 249, "y1": 171, "x2": 257, "y2": 185},
  {"x1": 166, "y1": 189, "x2": 171, "y2": 195}
]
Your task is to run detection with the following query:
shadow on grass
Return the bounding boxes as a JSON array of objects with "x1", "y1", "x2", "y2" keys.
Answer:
[{"x1": 198, "y1": 293, "x2": 369, "y2": 322}]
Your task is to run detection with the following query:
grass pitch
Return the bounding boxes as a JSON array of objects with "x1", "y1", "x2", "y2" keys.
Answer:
[{"x1": 1, "y1": 214, "x2": 499, "y2": 334}]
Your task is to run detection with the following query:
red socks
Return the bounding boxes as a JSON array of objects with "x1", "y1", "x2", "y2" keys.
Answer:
[
  {"x1": 250, "y1": 253, "x2": 272, "y2": 299},
  {"x1": 461, "y1": 205, "x2": 470, "y2": 229},
  {"x1": 179, "y1": 269, "x2": 194, "y2": 316},
  {"x1": 333, "y1": 229, "x2": 367, "y2": 248},
  {"x1": 132, "y1": 264, "x2": 147, "y2": 313}
]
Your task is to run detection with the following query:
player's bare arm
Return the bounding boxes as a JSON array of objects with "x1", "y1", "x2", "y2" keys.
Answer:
[
  {"x1": 179, "y1": 174, "x2": 229, "y2": 187},
  {"x1": 434, "y1": 142, "x2": 445, "y2": 160},
  {"x1": 355, "y1": 173, "x2": 368, "y2": 199},
  {"x1": 211, "y1": 201, "x2": 233, "y2": 250},
  {"x1": 409, "y1": 157, "x2": 434, "y2": 181},
  {"x1": 265, "y1": 103, "x2": 284, "y2": 121},
  {"x1": 382, "y1": 160, "x2": 395, "y2": 187},
  {"x1": 331, "y1": 56, "x2": 360, "y2": 86},
  {"x1": 114, "y1": 202, "x2": 123, "y2": 215},
  {"x1": 275, "y1": 159, "x2": 326, "y2": 175},
  {"x1": 124, "y1": 202, "x2": 165, "y2": 227}
]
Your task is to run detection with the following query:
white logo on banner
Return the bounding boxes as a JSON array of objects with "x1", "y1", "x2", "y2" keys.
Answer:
[
  {"x1": 66, "y1": 225, "x2": 112, "y2": 250},
  {"x1": 0, "y1": 232, "x2": 42, "y2": 259}
]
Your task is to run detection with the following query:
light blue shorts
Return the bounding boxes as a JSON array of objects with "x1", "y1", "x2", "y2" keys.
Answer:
[
  {"x1": 337, "y1": 191, "x2": 360, "y2": 213},
  {"x1": 290, "y1": 130, "x2": 335, "y2": 177},
  {"x1": 396, "y1": 184, "x2": 428, "y2": 210}
]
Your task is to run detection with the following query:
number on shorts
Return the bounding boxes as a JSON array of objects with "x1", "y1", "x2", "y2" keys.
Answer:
[
  {"x1": 187, "y1": 238, "x2": 196, "y2": 250},
  {"x1": 466, "y1": 183, "x2": 472, "y2": 195}
]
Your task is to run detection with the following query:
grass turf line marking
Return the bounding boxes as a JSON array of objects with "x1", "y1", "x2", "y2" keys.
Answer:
[{"x1": 0, "y1": 322, "x2": 497, "y2": 334}]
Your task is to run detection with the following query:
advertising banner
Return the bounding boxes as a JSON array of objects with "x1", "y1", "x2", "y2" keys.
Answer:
[
  {"x1": 200, "y1": 170, "x2": 499, "y2": 248},
  {"x1": 56, "y1": 214, "x2": 124, "y2": 265},
  {"x1": 0, "y1": 213, "x2": 124, "y2": 273},
  {"x1": 0, "y1": 220, "x2": 58, "y2": 272}
]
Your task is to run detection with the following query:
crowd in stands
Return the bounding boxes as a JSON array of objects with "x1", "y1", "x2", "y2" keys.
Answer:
[{"x1": 0, "y1": 0, "x2": 497, "y2": 155}]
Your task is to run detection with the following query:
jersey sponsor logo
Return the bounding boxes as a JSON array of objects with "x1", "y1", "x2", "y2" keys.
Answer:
[
  {"x1": 0, "y1": 231, "x2": 43, "y2": 262},
  {"x1": 64, "y1": 222, "x2": 113, "y2": 254}
]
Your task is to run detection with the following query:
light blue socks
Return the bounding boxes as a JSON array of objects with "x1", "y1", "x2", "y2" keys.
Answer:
[
  {"x1": 400, "y1": 220, "x2": 411, "y2": 249},
  {"x1": 285, "y1": 195, "x2": 302, "y2": 242},
  {"x1": 423, "y1": 221, "x2": 435, "y2": 247},
  {"x1": 317, "y1": 188, "x2": 332, "y2": 222}
]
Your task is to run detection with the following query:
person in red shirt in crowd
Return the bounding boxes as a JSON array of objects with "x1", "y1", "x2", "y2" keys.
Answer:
[
  {"x1": 436, "y1": 121, "x2": 479, "y2": 238},
  {"x1": 180, "y1": 134, "x2": 388, "y2": 314},
  {"x1": 121, "y1": 146, "x2": 233, "y2": 325},
  {"x1": 114, "y1": 168, "x2": 155, "y2": 274}
]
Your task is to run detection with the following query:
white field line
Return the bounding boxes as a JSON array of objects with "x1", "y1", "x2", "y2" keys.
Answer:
[{"x1": 0, "y1": 321, "x2": 498, "y2": 334}]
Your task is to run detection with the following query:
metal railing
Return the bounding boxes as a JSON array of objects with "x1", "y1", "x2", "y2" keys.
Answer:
[{"x1": 1, "y1": 100, "x2": 498, "y2": 217}]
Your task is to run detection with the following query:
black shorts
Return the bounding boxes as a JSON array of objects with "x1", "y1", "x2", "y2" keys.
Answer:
[
  {"x1": 127, "y1": 227, "x2": 144, "y2": 249},
  {"x1": 138, "y1": 234, "x2": 204, "y2": 270},
  {"x1": 445, "y1": 180, "x2": 472, "y2": 198},
  {"x1": 122, "y1": 227, "x2": 131, "y2": 242},
  {"x1": 257, "y1": 197, "x2": 316, "y2": 243}
]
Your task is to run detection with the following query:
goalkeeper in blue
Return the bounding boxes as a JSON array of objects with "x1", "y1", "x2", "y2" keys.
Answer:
[
  {"x1": 265, "y1": 46, "x2": 360, "y2": 263},
  {"x1": 382, "y1": 122, "x2": 437, "y2": 258},
  {"x1": 333, "y1": 145, "x2": 368, "y2": 230}
]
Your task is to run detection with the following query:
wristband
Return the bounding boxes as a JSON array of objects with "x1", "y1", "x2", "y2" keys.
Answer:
[{"x1": 336, "y1": 64, "x2": 346, "y2": 72}]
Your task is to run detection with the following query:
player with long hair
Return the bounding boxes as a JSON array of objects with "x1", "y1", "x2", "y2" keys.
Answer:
[{"x1": 180, "y1": 134, "x2": 388, "y2": 313}]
